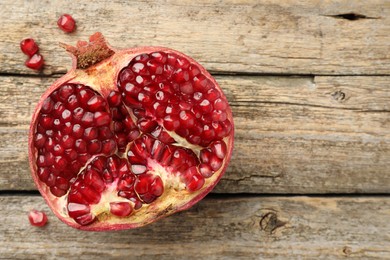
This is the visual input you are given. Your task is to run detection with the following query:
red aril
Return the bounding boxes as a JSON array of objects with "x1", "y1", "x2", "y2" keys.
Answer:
[
  {"x1": 20, "y1": 38, "x2": 39, "y2": 56},
  {"x1": 28, "y1": 209, "x2": 48, "y2": 227},
  {"x1": 57, "y1": 14, "x2": 76, "y2": 33},
  {"x1": 29, "y1": 33, "x2": 234, "y2": 231},
  {"x1": 25, "y1": 54, "x2": 44, "y2": 70}
]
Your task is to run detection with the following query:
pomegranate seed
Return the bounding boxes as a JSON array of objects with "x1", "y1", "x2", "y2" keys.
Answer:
[
  {"x1": 107, "y1": 91, "x2": 122, "y2": 106},
  {"x1": 75, "y1": 213, "x2": 95, "y2": 225},
  {"x1": 28, "y1": 210, "x2": 48, "y2": 227},
  {"x1": 25, "y1": 54, "x2": 44, "y2": 70},
  {"x1": 20, "y1": 38, "x2": 39, "y2": 56},
  {"x1": 57, "y1": 14, "x2": 76, "y2": 33},
  {"x1": 87, "y1": 96, "x2": 107, "y2": 112},
  {"x1": 110, "y1": 202, "x2": 133, "y2": 217},
  {"x1": 199, "y1": 164, "x2": 214, "y2": 178},
  {"x1": 211, "y1": 140, "x2": 227, "y2": 159}
]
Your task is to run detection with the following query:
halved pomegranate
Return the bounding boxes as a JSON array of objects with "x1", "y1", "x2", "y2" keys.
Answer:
[{"x1": 28, "y1": 33, "x2": 234, "y2": 231}]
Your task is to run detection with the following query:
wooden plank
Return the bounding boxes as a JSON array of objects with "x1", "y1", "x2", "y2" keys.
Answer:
[
  {"x1": 1, "y1": 75, "x2": 389, "y2": 193},
  {"x1": 0, "y1": 195, "x2": 389, "y2": 259},
  {"x1": 0, "y1": 0, "x2": 389, "y2": 75}
]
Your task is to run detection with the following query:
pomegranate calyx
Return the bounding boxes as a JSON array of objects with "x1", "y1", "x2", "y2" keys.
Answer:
[{"x1": 59, "y1": 32, "x2": 115, "y2": 70}]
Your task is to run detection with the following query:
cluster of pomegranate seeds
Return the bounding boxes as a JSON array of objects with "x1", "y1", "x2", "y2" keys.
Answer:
[
  {"x1": 20, "y1": 38, "x2": 44, "y2": 70},
  {"x1": 28, "y1": 210, "x2": 48, "y2": 227},
  {"x1": 32, "y1": 47, "x2": 233, "y2": 227},
  {"x1": 117, "y1": 52, "x2": 232, "y2": 147},
  {"x1": 34, "y1": 84, "x2": 116, "y2": 197},
  {"x1": 57, "y1": 14, "x2": 76, "y2": 33}
]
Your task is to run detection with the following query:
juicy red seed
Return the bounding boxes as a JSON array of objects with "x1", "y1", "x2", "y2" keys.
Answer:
[
  {"x1": 79, "y1": 185, "x2": 101, "y2": 204},
  {"x1": 199, "y1": 163, "x2": 214, "y2": 178},
  {"x1": 110, "y1": 202, "x2": 133, "y2": 217},
  {"x1": 211, "y1": 140, "x2": 227, "y2": 159},
  {"x1": 88, "y1": 139, "x2": 102, "y2": 153},
  {"x1": 84, "y1": 127, "x2": 99, "y2": 140},
  {"x1": 62, "y1": 135, "x2": 75, "y2": 149},
  {"x1": 179, "y1": 111, "x2": 195, "y2": 128},
  {"x1": 101, "y1": 139, "x2": 117, "y2": 154},
  {"x1": 183, "y1": 167, "x2": 205, "y2": 192},
  {"x1": 200, "y1": 149, "x2": 212, "y2": 163},
  {"x1": 81, "y1": 112, "x2": 94, "y2": 126},
  {"x1": 209, "y1": 156, "x2": 223, "y2": 171},
  {"x1": 58, "y1": 85, "x2": 74, "y2": 101},
  {"x1": 57, "y1": 14, "x2": 76, "y2": 33},
  {"x1": 193, "y1": 75, "x2": 211, "y2": 92},
  {"x1": 25, "y1": 54, "x2": 44, "y2": 70},
  {"x1": 67, "y1": 202, "x2": 90, "y2": 218},
  {"x1": 163, "y1": 115, "x2": 180, "y2": 131},
  {"x1": 67, "y1": 95, "x2": 78, "y2": 110},
  {"x1": 107, "y1": 91, "x2": 122, "y2": 106},
  {"x1": 197, "y1": 99, "x2": 213, "y2": 114},
  {"x1": 28, "y1": 210, "x2": 48, "y2": 227},
  {"x1": 180, "y1": 82, "x2": 194, "y2": 95},
  {"x1": 50, "y1": 186, "x2": 67, "y2": 197},
  {"x1": 34, "y1": 133, "x2": 46, "y2": 148},
  {"x1": 85, "y1": 168, "x2": 105, "y2": 193},
  {"x1": 20, "y1": 38, "x2": 39, "y2": 56},
  {"x1": 151, "y1": 52, "x2": 167, "y2": 63},
  {"x1": 75, "y1": 213, "x2": 95, "y2": 226},
  {"x1": 38, "y1": 167, "x2": 50, "y2": 182},
  {"x1": 41, "y1": 98, "x2": 54, "y2": 113},
  {"x1": 214, "y1": 98, "x2": 227, "y2": 110},
  {"x1": 211, "y1": 110, "x2": 227, "y2": 122},
  {"x1": 135, "y1": 174, "x2": 164, "y2": 203},
  {"x1": 87, "y1": 96, "x2": 107, "y2": 112},
  {"x1": 75, "y1": 139, "x2": 87, "y2": 152},
  {"x1": 94, "y1": 111, "x2": 111, "y2": 126}
]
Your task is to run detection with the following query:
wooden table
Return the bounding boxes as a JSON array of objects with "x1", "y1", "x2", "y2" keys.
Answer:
[{"x1": 1, "y1": 1, "x2": 389, "y2": 259}]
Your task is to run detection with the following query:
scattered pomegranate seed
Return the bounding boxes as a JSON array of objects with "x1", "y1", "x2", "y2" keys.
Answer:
[
  {"x1": 28, "y1": 210, "x2": 48, "y2": 227},
  {"x1": 57, "y1": 14, "x2": 76, "y2": 33},
  {"x1": 20, "y1": 38, "x2": 39, "y2": 57},
  {"x1": 25, "y1": 54, "x2": 44, "y2": 70}
]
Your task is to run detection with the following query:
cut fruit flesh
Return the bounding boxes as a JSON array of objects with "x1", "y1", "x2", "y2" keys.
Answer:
[{"x1": 29, "y1": 37, "x2": 233, "y2": 230}]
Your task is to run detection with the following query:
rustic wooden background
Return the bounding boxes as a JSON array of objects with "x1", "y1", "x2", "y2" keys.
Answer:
[{"x1": 0, "y1": 0, "x2": 389, "y2": 259}]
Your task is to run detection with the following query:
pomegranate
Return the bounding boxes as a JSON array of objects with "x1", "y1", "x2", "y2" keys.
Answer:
[
  {"x1": 28, "y1": 33, "x2": 234, "y2": 231},
  {"x1": 28, "y1": 210, "x2": 48, "y2": 227}
]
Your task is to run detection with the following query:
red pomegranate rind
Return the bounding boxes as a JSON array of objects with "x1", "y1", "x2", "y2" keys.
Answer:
[{"x1": 29, "y1": 33, "x2": 233, "y2": 231}]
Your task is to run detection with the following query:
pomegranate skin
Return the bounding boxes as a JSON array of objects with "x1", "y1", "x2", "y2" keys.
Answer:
[{"x1": 28, "y1": 33, "x2": 234, "y2": 231}]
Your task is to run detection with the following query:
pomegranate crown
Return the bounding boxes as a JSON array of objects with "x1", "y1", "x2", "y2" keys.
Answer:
[{"x1": 59, "y1": 32, "x2": 114, "y2": 69}]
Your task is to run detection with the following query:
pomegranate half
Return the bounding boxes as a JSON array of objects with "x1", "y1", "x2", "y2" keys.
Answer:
[{"x1": 28, "y1": 33, "x2": 234, "y2": 231}]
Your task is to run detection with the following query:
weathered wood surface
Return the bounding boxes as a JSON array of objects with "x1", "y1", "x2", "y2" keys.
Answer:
[
  {"x1": 1, "y1": 195, "x2": 389, "y2": 259},
  {"x1": 1, "y1": 76, "x2": 389, "y2": 193},
  {"x1": 1, "y1": 0, "x2": 390, "y2": 258},
  {"x1": 1, "y1": 0, "x2": 389, "y2": 75}
]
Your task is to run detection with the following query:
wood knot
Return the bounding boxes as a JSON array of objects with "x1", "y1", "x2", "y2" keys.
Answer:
[
  {"x1": 342, "y1": 246, "x2": 352, "y2": 256},
  {"x1": 259, "y1": 212, "x2": 286, "y2": 234},
  {"x1": 331, "y1": 90, "x2": 346, "y2": 102}
]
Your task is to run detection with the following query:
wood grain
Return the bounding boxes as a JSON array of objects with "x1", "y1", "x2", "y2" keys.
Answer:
[
  {"x1": 0, "y1": 195, "x2": 389, "y2": 259},
  {"x1": 1, "y1": 75, "x2": 389, "y2": 193},
  {"x1": 1, "y1": 0, "x2": 389, "y2": 75}
]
